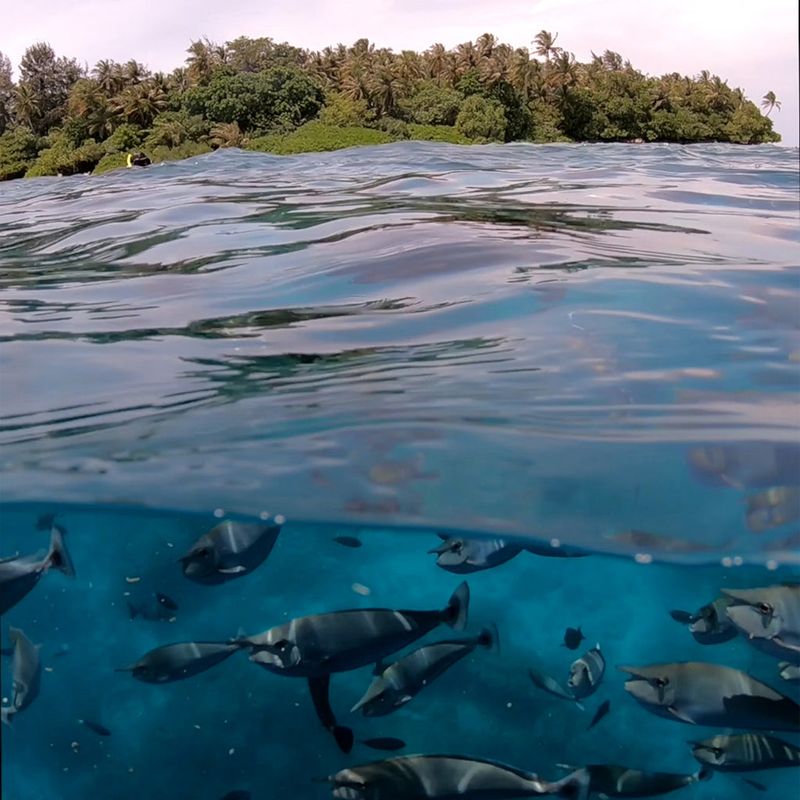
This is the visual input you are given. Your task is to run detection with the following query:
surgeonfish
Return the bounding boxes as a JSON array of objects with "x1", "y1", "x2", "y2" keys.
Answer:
[
  {"x1": 558, "y1": 763, "x2": 710, "y2": 798},
  {"x1": 351, "y1": 627, "x2": 494, "y2": 716},
  {"x1": 239, "y1": 583, "x2": 469, "y2": 753},
  {"x1": 619, "y1": 661, "x2": 800, "y2": 731},
  {"x1": 668, "y1": 596, "x2": 738, "y2": 645},
  {"x1": 563, "y1": 627, "x2": 585, "y2": 650},
  {"x1": 567, "y1": 644, "x2": 605, "y2": 702},
  {"x1": 321, "y1": 754, "x2": 589, "y2": 799},
  {"x1": 690, "y1": 733, "x2": 800, "y2": 772},
  {"x1": 723, "y1": 584, "x2": 800, "y2": 663},
  {"x1": 429, "y1": 537, "x2": 523, "y2": 574},
  {"x1": 0, "y1": 522, "x2": 75, "y2": 615},
  {"x1": 115, "y1": 641, "x2": 240, "y2": 683},
  {"x1": 180, "y1": 519, "x2": 281, "y2": 584},
  {"x1": 1, "y1": 627, "x2": 42, "y2": 725}
]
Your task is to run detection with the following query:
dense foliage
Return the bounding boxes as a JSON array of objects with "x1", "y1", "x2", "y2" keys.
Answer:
[{"x1": 0, "y1": 33, "x2": 781, "y2": 180}]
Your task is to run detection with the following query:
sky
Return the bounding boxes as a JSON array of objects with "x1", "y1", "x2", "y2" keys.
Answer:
[{"x1": 3, "y1": 0, "x2": 798, "y2": 145}]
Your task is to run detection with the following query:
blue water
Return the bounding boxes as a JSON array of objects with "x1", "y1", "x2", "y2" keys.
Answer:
[{"x1": 1, "y1": 142, "x2": 799, "y2": 799}]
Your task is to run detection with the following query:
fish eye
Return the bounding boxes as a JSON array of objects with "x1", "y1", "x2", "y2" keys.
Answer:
[
  {"x1": 196, "y1": 546, "x2": 211, "y2": 558},
  {"x1": 449, "y1": 540, "x2": 463, "y2": 554},
  {"x1": 655, "y1": 677, "x2": 669, "y2": 688},
  {"x1": 712, "y1": 747, "x2": 724, "y2": 757},
  {"x1": 274, "y1": 639, "x2": 291, "y2": 652},
  {"x1": 757, "y1": 602, "x2": 773, "y2": 615}
]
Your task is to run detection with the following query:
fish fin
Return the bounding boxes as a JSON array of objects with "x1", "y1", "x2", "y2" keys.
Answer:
[
  {"x1": 36, "y1": 513, "x2": 58, "y2": 531},
  {"x1": 308, "y1": 676, "x2": 353, "y2": 753},
  {"x1": 372, "y1": 659, "x2": 387, "y2": 676},
  {"x1": 574, "y1": 701, "x2": 585, "y2": 711},
  {"x1": 668, "y1": 706, "x2": 696, "y2": 724},
  {"x1": 218, "y1": 566, "x2": 247, "y2": 574},
  {"x1": 1, "y1": 707, "x2": 14, "y2": 726},
  {"x1": 46, "y1": 525, "x2": 75, "y2": 577},
  {"x1": 332, "y1": 725, "x2": 354, "y2": 753},
  {"x1": 528, "y1": 668, "x2": 575, "y2": 701},
  {"x1": 669, "y1": 609, "x2": 697, "y2": 625},
  {"x1": 742, "y1": 778, "x2": 767, "y2": 792},
  {"x1": 772, "y1": 637, "x2": 800, "y2": 653},
  {"x1": 444, "y1": 581, "x2": 470, "y2": 630}
]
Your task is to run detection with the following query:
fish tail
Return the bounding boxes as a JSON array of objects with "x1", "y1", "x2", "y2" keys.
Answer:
[
  {"x1": 669, "y1": 609, "x2": 697, "y2": 625},
  {"x1": 477, "y1": 625, "x2": 497, "y2": 650},
  {"x1": 549, "y1": 767, "x2": 590, "y2": 800},
  {"x1": 46, "y1": 524, "x2": 75, "y2": 578},
  {"x1": 697, "y1": 767, "x2": 714, "y2": 783},
  {"x1": 332, "y1": 725, "x2": 354, "y2": 753},
  {"x1": 443, "y1": 581, "x2": 469, "y2": 630}
]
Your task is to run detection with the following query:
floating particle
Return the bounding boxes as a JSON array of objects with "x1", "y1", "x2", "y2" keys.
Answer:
[
  {"x1": 550, "y1": 538, "x2": 561, "y2": 548},
  {"x1": 213, "y1": 508, "x2": 225, "y2": 518},
  {"x1": 228, "y1": 748, "x2": 235, "y2": 756},
  {"x1": 634, "y1": 553, "x2": 653, "y2": 564},
  {"x1": 351, "y1": 583, "x2": 371, "y2": 596},
  {"x1": 259, "y1": 511, "x2": 270, "y2": 520},
  {"x1": 125, "y1": 577, "x2": 141, "y2": 584},
  {"x1": 166, "y1": 542, "x2": 174, "y2": 548},
  {"x1": 275, "y1": 514, "x2": 286, "y2": 525},
  {"x1": 44, "y1": 666, "x2": 54, "y2": 673},
  {"x1": 71, "y1": 741, "x2": 80, "y2": 753}
]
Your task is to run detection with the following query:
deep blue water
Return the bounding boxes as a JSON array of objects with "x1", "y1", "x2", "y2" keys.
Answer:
[{"x1": 1, "y1": 142, "x2": 799, "y2": 799}]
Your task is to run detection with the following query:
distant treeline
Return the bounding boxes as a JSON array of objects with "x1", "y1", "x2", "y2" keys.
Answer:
[{"x1": 0, "y1": 32, "x2": 781, "y2": 180}]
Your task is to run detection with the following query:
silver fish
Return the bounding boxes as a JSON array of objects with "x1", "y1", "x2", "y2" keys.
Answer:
[
  {"x1": 1, "y1": 627, "x2": 42, "y2": 725},
  {"x1": 116, "y1": 641, "x2": 239, "y2": 683},
  {"x1": 351, "y1": 627, "x2": 494, "y2": 717},
  {"x1": 560, "y1": 763, "x2": 709, "y2": 798},
  {"x1": 690, "y1": 733, "x2": 800, "y2": 772},
  {"x1": 180, "y1": 519, "x2": 281, "y2": 584},
  {"x1": 567, "y1": 644, "x2": 605, "y2": 701},
  {"x1": 322, "y1": 754, "x2": 588, "y2": 799},
  {"x1": 0, "y1": 524, "x2": 75, "y2": 615},
  {"x1": 620, "y1": 661, "x2": 800, "y2": 731},
  {"x1": 669, "y1": 596, "x2": 738, "y2": 645},
  {"x1": 723, "y1": 584, "x2": 800, "y2": 663},
  {"x1": 241, "y1": 583, "x2": 469, "y2": 753},
  {"x1": 430, "y1": 537, "x2": 523, "y2": 574}
]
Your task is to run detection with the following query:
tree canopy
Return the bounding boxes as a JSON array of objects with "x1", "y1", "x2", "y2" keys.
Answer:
[{"x1": 0, "y1": 31, "x2": 781, "y2": 181}]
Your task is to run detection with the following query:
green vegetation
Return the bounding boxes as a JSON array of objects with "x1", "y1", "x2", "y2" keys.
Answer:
[{"x1": 0, "y1": 34, "x2": 781, "y2": 181}]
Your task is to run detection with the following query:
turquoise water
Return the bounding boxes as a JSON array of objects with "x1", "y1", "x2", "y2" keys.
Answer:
[{"x1": 1, "y1": 142, "x2": 799, "y2": 799}]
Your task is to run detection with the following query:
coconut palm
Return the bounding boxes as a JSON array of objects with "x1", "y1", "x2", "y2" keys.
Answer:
[
  {"x1": 426, "y1": 43, "x2": 448, "y2": 82},
  {"x1": 761, "y1": 91, "x2": 780, "y2": 116},
  {"x1": 370, "y1": 58, "x2": 402, "y2": 116},
  {"x1": 12, "y1": 83, "x2": 41, "y2": 130},
  {"x1": 533, "y1": 30, "x2": 559, "y2": 61},
  {"x1": 209, "y1": 121, "x2": 244, "y2": 148},
  {"x1": 114, "y1": 81, "x2": 167, "y2": 127},
  {"x1": 92, "y1": 60, "x2": 124, "y2": 95}
]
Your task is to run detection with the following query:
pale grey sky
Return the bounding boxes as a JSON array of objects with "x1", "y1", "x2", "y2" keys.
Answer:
[{"x1": 4, "y1": 0, "x2": 798, "y2": 144}]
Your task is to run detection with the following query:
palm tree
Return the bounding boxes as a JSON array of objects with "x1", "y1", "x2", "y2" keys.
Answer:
[
  {"x1": 533, "y1": 30, "x2": 559, "y2": 61},
  {"x1": 761, "y1": 91, "x2": 780, "y2": 116},
  {"x1": 370, "y1": 58, "x2": 402, "y2": 117},
  {"x1": 12, "y1": 84, "x2": 41, "y2": 130},
  {"x1": 93, "y1": 60, "x2": 124, "y2": 95},
  {"x1": 186, "y1": 39, "x2": 219, "y2": 85},
  {"x1": 210, "y1": 121, "x2": 244, "y2": 148},
  {"x1": 113, "y1": 81, "x2": 167, "y2": 126},
  {"x1": 426, "y1": 43, "x2": 448, "y2": 82}
]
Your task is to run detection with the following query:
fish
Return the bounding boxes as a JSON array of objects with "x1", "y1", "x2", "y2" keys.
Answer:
[
  {"x1": 779, "y1": 661, "x2": 800, "y2": 682},
  {"x1": 180, "y1": 519, "x2": 281, "y2": 584},
  {"x1": 688, "y1": 443, "x2": 800, "y2": 490},
  {"x1": 1, "y1": 627, "x2": 42, "y2": 725},
  {"x1": 320, "y1": 754, "x2": 588, "y2": 799},
  {"x1": 669, "y1": 596, "x2": 738, "y2": 645},
  {"x1": 360, "y1": 737, "x2": 407, "y2": 751},
  {"x1": 567, "y1": 644, "x2": 605, "y2": 702},
  {"x1": 127, "y1": 591, "x2": 179, "y2": 622},
  {"x1": 333, "y1": 536, "x2": 363, "y2": 548},
  {"x1": 588, "y1": 699, "x2": 611, "y2": 730},
  {"x1": 429, "y1": 536, "x2": 522, "y2": 574},
  {"x1": 0, "y1": 522, "x2": 75, "y2": 615},
  {"x1": 115, "y1": 641, "x2": 240, "y2": 683},
  {"x1": 746, "y1": 487, "x2": 800, "y2": 532},
  {"x1": 558, "y1": 763, "x2": 710, "y2": 798},
  {"x1": 619, "y1": 661, "x2": 800, "y2": 731},
  {"x1": 528, "y1": 667, "x2": 578, "y2": 705},
  {"x1": 723, "y1": 584, "x2": 800, "y2": 663},
  {"x1": 219, "y1": 792, "x2": 251, "y2": 800},
  {"x1": 690, "y1": 733, "x2": 800, "y2": 772},
  {"x1": 351, "y1": 627, "x2": 495, "y2": 717},
  {"x1": 563, "y1": 627, "x2": 585, "y2": 650},
  {"x1": 79, "y1": 718, "x2": 112, "y2": 736},
  {"x1": 240, "y1": 582, "x2": 469, "y2": 753}
]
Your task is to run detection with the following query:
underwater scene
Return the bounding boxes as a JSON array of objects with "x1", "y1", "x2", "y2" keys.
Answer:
[{"x1": 1, "y1": 142, "x2": 799, "y2": 799}]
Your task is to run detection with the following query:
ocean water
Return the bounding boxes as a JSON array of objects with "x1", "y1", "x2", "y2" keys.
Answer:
[{"x1": 1, "y1": 142, "x2": 799, "y2": 800}]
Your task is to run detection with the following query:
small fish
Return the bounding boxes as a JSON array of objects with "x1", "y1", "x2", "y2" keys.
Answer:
[
  {"x1": 80, "y1": 718, "x2": 112, "y2": 736},
  {"x1": 669, "y1": 595, "x2": 738, "y2": 645},
  {"x1": 360, "y1": 737, "x2": 406, "y2": 751},
  {"x1": 690, "y1": 732, "x2": 800, "y2": 772},
  {"x1": 567, "y1": 644, "x2": 605, "y2": 702},
  {"x1": 180, "y1": 519, "x2": 281, "y2": 584},
  {"x1": 127, "y1": 591, "x2": 179, "y2": 622},
  {"x1": 559, "y1": 763, "x2": 710, "y2": 798},
  {"x1": 563, "y1": 627, "x2": 585, "y2": 650},
  {"x1": 588, "y1": 699, "x2": 611, "y2": 730},
  {"x1": 429, "y1": 536, "x2": 522, "y2": 573},
  {"x1": 333, "y1": 536, "x2": 362, "y2": 548},
  {"x1": 743, "y1": 778, "x2": 768, "y2": 791},
  {"x1": 1, "y1": 627, "x2": 42, "y2": 725},
  {"x1": 220, "y1": 792, "x2": 251, "y2": 800},
  {"x1": 116, "y1": 641, "x2": 240, "y2": 683}
]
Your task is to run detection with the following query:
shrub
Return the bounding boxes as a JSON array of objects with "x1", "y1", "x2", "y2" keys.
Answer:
[
  {"x1": 26, "y1": 137, "x2": 105, "y2": 177},
  {"x1": 104, "y1": 124, "x2": 145, "y2": 153},
  {"x1": 319, "y1": 93, "x2": 375, "y2": 127},
  {"x1": 0, "y1": 128, "x2": 42, "y2": 180},
  {"x1": 407, "y1": 124, "x2": 472, "y2": 144},
  {"x1": 455, "y1": 95, "x2": 507, "y2": 143},
  {"x1": 400, "y1": 82, "x2": 463, "y2": 126},
  {"x1": 248, "y1": 121, "x2": 393, "y2": 154}
]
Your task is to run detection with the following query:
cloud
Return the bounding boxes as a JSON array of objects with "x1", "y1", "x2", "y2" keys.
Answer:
[{"x1": 3, "y1": 0, "x2": 797, "y2": 143}]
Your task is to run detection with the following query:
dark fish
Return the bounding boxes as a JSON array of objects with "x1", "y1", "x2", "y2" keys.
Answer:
[
  {"x1": 333, "y1": 536, "x2": 362, "y2": 548},
  {"x1": 116, "y1": 641, "x2": 240, "y2": 683},
  {"x1": 743, "y1": 778, "x2": 768, "y2": 791},
  {"x1": 567, "y1": 644, "x2": 605, "y2": 701},
  {"x1": 180, "y1": 519, "x2": 281, "y2": 584},
  {"x1": 127, "y1": 591, "x2": 179, "y2": 622},
  {"x1": 690, "y1": 733, "x2": 800, "y2": 772},
  {"x1": 560, "y1": 763, "x2": 710, "y2": 797},
  {"x1": 1, "y1": 627, "x2": 42, "y2": 725},
  {"x1": 360, "y1": 737, "x2": 406, "y2": 751},
  {"x1": 220, "y1": 792, "x2": 251, "y2": 800},
  {"x1": 322, "y1": 755, "x2": 587, "y2": 798},
  {"x1": 563, "y1": 627, "x2": 585, "y2": 650},
  {"x1": 352, "y1": 627, "x2": 495, "y2": 716},
  {"x1": 620, "y1": 662, "x2": 800, "y2": 731},
  {"x1": 80, "y1": 718, "x2": 112, "y2": 736},
  {"x1": 241, "y1": 582, "x2": 469, "y2": 753},
  {"x1": 0, "y1": 523, "x2": 75, "y2": 615},
  {"x1": 528, "y1": 667, "x2": 578, "y2": 704},
  {"x1": 669, "y1": 596, "x2": 738, "y2": 645},
  {"x1": 430, "y1": 537, "x2": 522, "y2": 574},
  {"x1": 588, "y1": 700, "x2": 611, "y2": 730}
]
